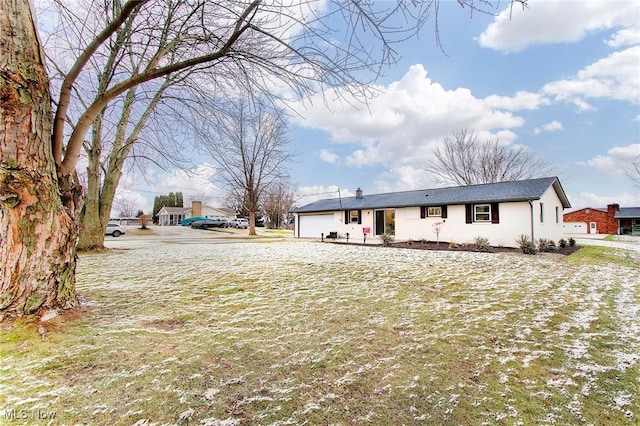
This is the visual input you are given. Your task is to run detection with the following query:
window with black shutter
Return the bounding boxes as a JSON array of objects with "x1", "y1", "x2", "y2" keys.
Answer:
[
  {"x1": 346, "y1": 210, "x2": 361, "y2": 224},
  {"x1": 491, "y1": 203, "x2": 500, "y2": 224}
]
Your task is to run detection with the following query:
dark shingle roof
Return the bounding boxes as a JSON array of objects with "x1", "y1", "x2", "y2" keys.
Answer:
[
  {"x1": 615, "y1": 207, "x2": 640, "y2": 219},
  {"x1": 293, "y1": 177, "x2": 570, "y2": 213}
]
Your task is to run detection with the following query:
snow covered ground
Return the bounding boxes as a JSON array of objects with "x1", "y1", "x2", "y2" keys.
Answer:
[{"x1": 1, "y1": 235, "x2": 638, "y2": 425}]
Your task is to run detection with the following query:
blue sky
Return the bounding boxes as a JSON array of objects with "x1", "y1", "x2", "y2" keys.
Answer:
[{"x1": 116, "y1": 0, "x2": 640, "y2": 214}]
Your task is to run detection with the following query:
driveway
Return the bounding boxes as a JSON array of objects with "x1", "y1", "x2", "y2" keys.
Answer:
[
  {"x1": 567, "y1": 233, "x2": 640, "y2": 252},
  {"x1": 104, "y1": 224, "x2": 289, "y2": 248}
]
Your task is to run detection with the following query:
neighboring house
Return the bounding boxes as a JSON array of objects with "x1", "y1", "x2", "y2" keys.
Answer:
[
  {"x1": 616, "y1": 207, "x2": 640, "y2": 235},
  {"x1": 193, "y1": 206, "x2": 237, "y2": 220},
  {"x1": 292, "y1": 177, "x2": 571, "y2": 248},
  {"x1": 157, "y1": 201, "x2": 238, "y2": 225},
  {"x1": 564, "y1": 204, "x2": 640, "y2": 235},
  {"x1": 157, "y1": 206, "x2": 188, "y2": 226}
]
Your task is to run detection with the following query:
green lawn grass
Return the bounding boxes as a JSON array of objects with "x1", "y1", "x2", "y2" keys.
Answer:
[{"x1": 1, "y1": 242, "x2": 637, "y2": 425}]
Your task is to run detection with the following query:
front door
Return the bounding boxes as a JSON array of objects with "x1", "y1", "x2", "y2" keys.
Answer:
[
  {"x1": 589, "y1": 222, "x2": 597, "y2": 234},
  {"x1": 375, "y1": 210, "x2": 395, "y2": 236}
]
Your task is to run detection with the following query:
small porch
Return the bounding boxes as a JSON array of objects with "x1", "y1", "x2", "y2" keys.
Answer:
[
  {"x1": 615, "y1": 207, "x2": 640, "y2": 235},
  {"x1": 157, "y1": 207, "x2": 188, "y2": 226}
]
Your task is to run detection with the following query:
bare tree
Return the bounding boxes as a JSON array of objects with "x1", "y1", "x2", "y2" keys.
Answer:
[
  {"x1": 628, "y1": 155, "x2": 640, "y2": 186},
  {"x1": 426, "y1": 129, "x2": 553, "y2": 186},
  {"x1": 197, "y1": 100, "x2": 293, "y2": 235},
  {"x1": 2, "y1": 0, "x2": 521, "y2": 317},
  {"x1": 113, "y1": 195, "x2": 139, "y2": 218},
  {"x1": 262, "y1": 180, "x2": 297, "y2": 229}
]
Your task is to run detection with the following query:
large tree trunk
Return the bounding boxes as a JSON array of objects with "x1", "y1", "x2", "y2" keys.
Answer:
[
  {"x1": 0, "y1": 0, "x2": 79, "y2": 318},
  {"x1": 77, "y1": 120, "x2": 103, "y2": 250},
  {"x1": 78, "y1": 164, "x2": 124, "y2": 250},
  {"x1": 78, "y1": 82, "x2": 164, "y2": 250}
]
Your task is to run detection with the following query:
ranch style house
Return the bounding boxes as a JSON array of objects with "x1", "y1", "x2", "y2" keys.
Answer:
[{"x1": 292, "y1": 177, "x2": 571, "y2": 248}]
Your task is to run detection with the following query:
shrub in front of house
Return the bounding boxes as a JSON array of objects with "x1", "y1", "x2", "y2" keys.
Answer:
[
  {"x1": 473, "y1": 236, "x2": 490, "y2": 252},
  {"x1": 380, "y1": 233, "x2": 394, "y2": 246},
  {"x1": 568, "y1": 237, "x2": 576, "y2": 247},
  {"x1": 546, "y1": 239, "x2": 557, "y2": 251},
  {"x1": 537, "y1": 238, "x2": 557, "y2": 253},
  {"x1": 558, "y1": 238, "x2": 567, "y2": 248},
  {"x1": 516, "y1": 234, "x2": 537, "y2": 255}
]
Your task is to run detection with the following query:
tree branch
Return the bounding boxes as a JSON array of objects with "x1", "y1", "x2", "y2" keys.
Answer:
[{"x1": 52, "y1": 0, "x2": 148, "y2": 166}]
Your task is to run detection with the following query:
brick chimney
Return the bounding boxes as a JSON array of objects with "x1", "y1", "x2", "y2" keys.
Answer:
[
  {"x1": 355, "y1": 188, "x2": 363, "y2": 199},
  {"x1": 192, "y1": 200, "x2": 202, "y2": 217},
  {"x1": 606, "y1": 204, "x2": 619, "y2": 234}
]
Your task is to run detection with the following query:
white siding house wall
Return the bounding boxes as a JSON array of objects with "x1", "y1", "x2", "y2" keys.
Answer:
[
  {"x1": 334, "y1": 210, "x2": 375, "y2": 241},
  {"x1": 394, "y1": 203, "x2": 531, "y2": 247},
  {"x1": 531, "y1": 185, "x2": 566, "y2": 243},
  {"x1": 294, "y1": 211, "x2": 376, "y2": 241}
]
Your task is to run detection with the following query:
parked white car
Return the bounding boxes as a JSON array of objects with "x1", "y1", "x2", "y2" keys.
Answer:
[
  {"x1": 105, "y1": 223, "x2": 125, "y2": 237},
  {"x1": 230, "y1": 218, "x2": 249, "y2": 229}
]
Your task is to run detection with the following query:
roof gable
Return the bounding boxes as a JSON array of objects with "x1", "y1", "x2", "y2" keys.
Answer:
[
  {"x1": 293, "y1": 177, "x2": 570, "y2": 213},
  {"x1": 158, "y1": 206, "x2": 188, "y2": 214}
]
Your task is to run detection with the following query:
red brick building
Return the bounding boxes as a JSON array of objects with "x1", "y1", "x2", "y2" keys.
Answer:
[{"x1": 564, "y1": 204, "x2": 640, "y2": 234}]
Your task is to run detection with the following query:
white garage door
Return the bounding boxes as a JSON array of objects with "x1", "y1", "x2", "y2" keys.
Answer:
[
  {"x1": 298, "y1": 214, "x2": 335, "y2": 238},
  {"x1": 563, "y1": 221, "x2": 587, "y2": 233}
]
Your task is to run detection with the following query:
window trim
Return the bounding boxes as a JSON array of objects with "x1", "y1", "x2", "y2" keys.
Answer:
[
  {"x1": 474, "y1": 204, "x2": 491, "y2": 222},
  {"x1": 421, "y1": 205, "x2": 448, "y2": 219},
  {"x1": 427, "y1": 206, "x2": 442, "y2": 217},
  {"x1": 345, "y1": 209, "x2": 362, "y2": 224}
]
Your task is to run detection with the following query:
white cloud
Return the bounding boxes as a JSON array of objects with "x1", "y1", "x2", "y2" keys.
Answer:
[
  {"x1": 578, "y1": 144, "x2": 640, "y2": 176},
  {"x1": 606, "y1": 27, "x2": 640, "y2": 48},
  {"x1": 291, "y1": 64, "x2": 524, "y2": 169},
  {"x1": 484, "y1": 91, "x2": 549, "y2": 111},
  {"x1": 111, "y1": 189, "x2": 149, "y2": 217},
  {"x1": 294, "y1": 185, "x2": 352, "y2": 206},
  {"x1": 345, "y1": 148, "x2": 380, "y2": 167},
  {"x1": 118, "y1": 163, "x2": 227, "y2": 214},
  {"x1": 534, "y1": 120, "x2": 564, "y2": 134},
  {"x1": 159, "y1": 164, "x2": 224, "y2": 204},
  {"x1": 478, "y1": 0, "x2": 640, "y2": 53},
  {"x1": 373, "y1": 166, "x2": 440, "y2": 193},
  {"x1": 567, "y1": 191, "x2": 640, "y2": 209},
  {"x1": 542, "y1": 46, "x2": 640, "y2": 109},
  {"x1": 319, "y1": 149, "x2": 339, "y2": 164}
]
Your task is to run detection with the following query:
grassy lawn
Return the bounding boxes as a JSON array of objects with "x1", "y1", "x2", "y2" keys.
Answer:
[{"x1": 1, "y1": 240, "x2": 638, "y2": 425}]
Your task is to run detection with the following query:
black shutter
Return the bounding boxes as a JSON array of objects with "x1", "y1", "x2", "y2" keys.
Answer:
[
  {"x1": 357, "y1": 210, "x2": 362, "y2": 224},
  {"x1": 345, "y1": 210, "x2": 349, "y2": 223},
  {"x1": 441, "y1": 205, "x2": 448, "y2": 219},
  {"x1": 491, "y1": 203, "x2": 500, "y2": 224},
  {"x1": 420, "y1": 206, "x2": 426, "y2": 219},
  {"x1": 465, "y1": 204, "x2": 473, "y2": 223}
]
